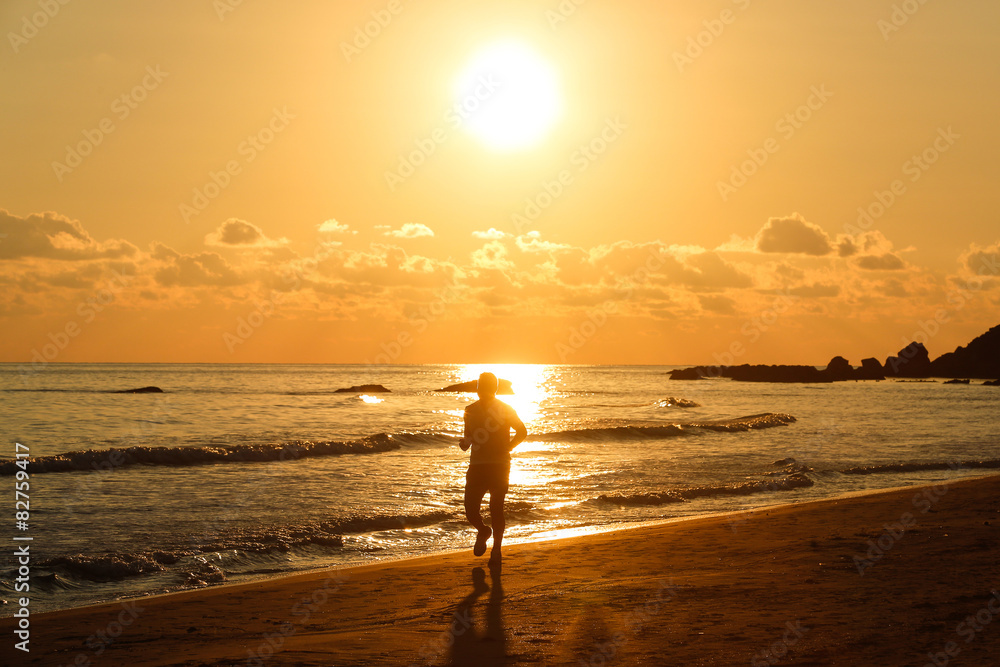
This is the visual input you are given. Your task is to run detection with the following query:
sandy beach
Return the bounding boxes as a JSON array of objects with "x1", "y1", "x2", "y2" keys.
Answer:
[{"x1": 8, "y1": 474, "x2": 1000, "y2": 666}]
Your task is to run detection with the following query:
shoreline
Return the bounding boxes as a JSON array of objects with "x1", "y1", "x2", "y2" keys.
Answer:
[
  {"x1": 15, "y1": 474, "x2": 988, "y2": 618},
  {"x1": 6, "y1": 474, "x2": 1000, "y2": 665}
]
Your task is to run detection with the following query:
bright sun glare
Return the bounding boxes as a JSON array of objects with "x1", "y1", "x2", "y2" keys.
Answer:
[
  {"x1": 459, "y1": 364, "x2": 553, "y2": 488},
  {"x1": 453, "y1": 41, "x2": 562, "y2": 152}
]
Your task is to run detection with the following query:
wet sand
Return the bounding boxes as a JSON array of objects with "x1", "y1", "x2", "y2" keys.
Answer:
[{"x1": 7, "y1": 475, "x2": 1000, "y2": 666}]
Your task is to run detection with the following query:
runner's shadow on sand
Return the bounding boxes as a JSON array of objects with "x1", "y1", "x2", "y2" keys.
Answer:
[{"x1": 449, "y1": 566, "x2": 507, "y2": 666}]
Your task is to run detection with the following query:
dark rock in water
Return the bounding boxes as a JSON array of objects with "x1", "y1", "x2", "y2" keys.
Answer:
[
  {"x1": 818, "y1": 356, "x2": 884, "y2": 381},
  {"x1": 858, "y1": 357, "x2": 886, "y2": 381},
  {"x1": 929, "y1": 324, "x2": 1000, "y2": 379},
  {"x1": 669, "y1": 322, "x2": 1000, "y2": 383},
  {"x1": 943, "y1": 378, "x2": 971, "y2": 385},
  {"x1": 435, "y1": 379, "x2": 514, "y2": 394},
  {"x1": 983, "y1": 379, "x2": 1000, "y2": 386},
  {"x1": 115, "y1": 386, "x2": 163, "y2": 393},
  {"x1": 670, "y1": 364, "x2": 830, "y2": 383},
  {"x1": 334, "y1": 384, "x2": 391, "y2": 393},
  {"x1": 884, "y1": 342, "x2": 931, "y2": 378},
  {"x1": 670, "y1": 358, "x2": 890, "y2": 384},
  {"x1": 823, "y1": 356, "x2": 853, "y2": 381},
  {"x1": 727, "y1": 364, "x2": 830, "y2": 383}
]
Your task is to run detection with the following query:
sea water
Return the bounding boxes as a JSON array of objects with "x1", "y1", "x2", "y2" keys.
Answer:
[{"x1": 1, "y1": 363, "x2": 998, "y2": 615}]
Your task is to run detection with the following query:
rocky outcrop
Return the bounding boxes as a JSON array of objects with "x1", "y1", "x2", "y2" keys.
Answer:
[
  {"x1": 334, "y1": 384, "x2": 391, "y2": 393},
  {"x1": 669, "y1": 365, "x2": 830, "y2": 383},
  {"x1": 884, "y1": 342, "x2": 932, "y2": 378},
  {"x1": 928, "y1": 324, "x2": 1000, "y2": 379},
  {"x1": 667, "y1": 323, "x2": 997, "y2": 383},
  {"x1": 667, "y1": 368, "x2": 704, "y2": 380},
  {"x1": 114, "y1": 386, "x2": 163, "y2": 393},
  {"x1": 729, "y1": 365, "x2": 829, "y2": 383},
  {"x1": 823, "y1": 356, "x2": 853, "y2": 381},
  {"x1": 668, "y1": 359, "x2": 886, "y2": 383},
  {"x1": 858, "y1": 357, "x2": 886, "y2": 381},
  {"x1": 435, "y1": 379, "x2": 514, "y2": 394}
]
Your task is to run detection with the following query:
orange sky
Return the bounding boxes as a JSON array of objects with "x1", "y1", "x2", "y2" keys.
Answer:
[{"x1": 1, "y1": 0, "x2": 998, "y2": 365}]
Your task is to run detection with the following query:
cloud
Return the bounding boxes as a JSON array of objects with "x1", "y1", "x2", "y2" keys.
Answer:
[
  {"x1": 383, "y1": 223, "x2": 434, "y2": 239},
  {"x1": 471, "y1": 241, "x2": 516, "y2": 272},
  {"x1": 960, "y1": 241, "x2": 1000, "y2": 278},
  {"x1": 837, "y1": 230, "x2": 895, "y2": 259},
  {"x1": 472, "y1": 228, "x2": 508, "y2": 240},
  {"x1": 0, "y1": 209, "x2": 137, "y2": 260},
  {"x1": 514, "y1": 231, "x2": 571, "y2": 253},
  {"x1": 755, "y1": 214, "x2": 833, "y2": 256},
  {"x1": 714, "y1": 234, "x2": 756, "y2": 253},
  {"x1": 879, "y1": 278, "x2": 910, "y2": 297},
  {"x1": 3, "y1": 208, "x2": 980, "y2": 338},
  {"x1": 205, "y1": 218, "x2": 286, "y2": 247},
  {"x1": 789, "y1": 283, "x2": 841, "y2": 297},
  {"x1": 310, "y1": 243, "x2": 460, "y2": 289},
  {"x1": 836, "y1": 236, "x2": 858, "y2": 257},
  {"x1": 552, "y1": 241, "x2": 752, "y2": 293},
  {"x1": 318, "y1": 219, "x2": 356, "y2": 235},
  {"x1": 683, "y1": 251, "x2": 753, "y2": 290},
  {"x1": 699, "y1": 294, "x2": 736, "y2": 314},
  {"x1": 855, "y1": 253, "x2": 905, "y2": 271},
  {"x1": 153, "y1": 246, "x2": 246, "y2": 287}
]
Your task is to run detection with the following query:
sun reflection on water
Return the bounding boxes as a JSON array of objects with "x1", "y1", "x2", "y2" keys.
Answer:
[
  {"x1": 457, "y1": 363, "x2": 553, "y2": 426},
  {"x1": 458, "y1": 364, "x2": 556, "y2": 488}
]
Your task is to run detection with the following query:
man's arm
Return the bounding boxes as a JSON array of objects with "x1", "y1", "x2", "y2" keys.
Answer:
[
  {"x1": 459, "y1": 407, "x2": 472, "y2": 451},
  {"x1": 507, "y1": 407, "x2": 527, "y2": 451}
]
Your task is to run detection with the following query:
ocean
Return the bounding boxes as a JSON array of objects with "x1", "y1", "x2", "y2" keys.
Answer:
[{"x1": 2, "y1": 363, "x2": 998, "y2": 616}]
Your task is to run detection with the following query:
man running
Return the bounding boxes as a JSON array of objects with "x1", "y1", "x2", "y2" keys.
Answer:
[{"x1": 459, "y1": 372, "x2": 527, "y2": 567}]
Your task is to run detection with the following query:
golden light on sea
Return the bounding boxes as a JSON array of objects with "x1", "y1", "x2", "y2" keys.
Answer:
[
  {"x1": 459, "y1": 363, "x2": 556, "y2": 488},
  {"x1": 458, "y1": 363, "x2": 552, "y2": 426}
]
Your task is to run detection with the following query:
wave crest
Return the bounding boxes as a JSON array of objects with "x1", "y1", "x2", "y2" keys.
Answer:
[
  {"x1": 0, "y1": 434, "x2": 404, "y2": 475},
  {"x1": 532, "y1": 413, "x2": 796, "y2": 443},
  {"x1": 654, "y1": 397, "x2": 701, "y2": 408},
  {"x1": 0, "y1": 415, "x2": 793, "y2": 476},
  {"x1": 840, "y1": 459, "x2": 1000, "y2": 475},
  {"x1": 33, "y1": 510, "x2": 455, "y2": 583},
  {"x1": 595, "y1": 473, "x2": 814, "y2": 507}
]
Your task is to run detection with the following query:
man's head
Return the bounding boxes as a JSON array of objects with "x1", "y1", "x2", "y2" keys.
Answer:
[{"x1": 477, "y1": 372, "x2": 498, "y2": 399}]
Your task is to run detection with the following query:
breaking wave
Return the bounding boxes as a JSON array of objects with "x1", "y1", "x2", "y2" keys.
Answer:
[
  {"x1": 23, "y1": 510, "x2": 456, "y2": 584},
  {"x1": 0, "y1": 434, "x2": 413, "y2": 475},
  {"x1": 0, "y1": 415, "x2": 795, "y2": 475},
  {"x1": 594, "y1": 473, "x2": 815, "y2": 507},
  {"x1": 531, "y1": 413, "x2": 796, "y2": 443},
  {"x1": 654, "y1": 397, "x2": 701, "y2": 408},
  {"x1": 839, "y1": 459, "x2": 1000, "y2": 475}
]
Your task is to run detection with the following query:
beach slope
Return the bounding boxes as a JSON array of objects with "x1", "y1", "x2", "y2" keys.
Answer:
[{"x1": 7, "y1": 475, "x2": 1000, "y2": 666}]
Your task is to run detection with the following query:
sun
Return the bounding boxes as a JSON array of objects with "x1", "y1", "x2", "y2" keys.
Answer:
[{"x1": 453, "y1": 41, "x2": 562, "y2": 152}]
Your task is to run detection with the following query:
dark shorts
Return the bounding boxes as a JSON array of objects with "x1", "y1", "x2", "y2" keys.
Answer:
[{"x1": 466, "y1": 463, "x2": 510, "y2": 497}]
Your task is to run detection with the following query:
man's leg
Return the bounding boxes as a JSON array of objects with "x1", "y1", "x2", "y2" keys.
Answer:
[
  {"x1": 464, "y1": 467, "x2": 489, "y2": 531},
  {"x1": 465, "y1": 466, "x2": 492, "y2": 555},
  {"x1": 488, "y1": 490, "x2": 506, "y2": 562},
  {"x1": 488, "y1": 464, "x2": 509, "y2": 565}
]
